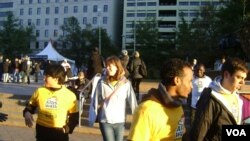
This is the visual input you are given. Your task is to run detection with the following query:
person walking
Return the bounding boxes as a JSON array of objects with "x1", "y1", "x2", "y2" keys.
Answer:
[
  {"x1": 89, "y1": 56, "x2": 137, "y2": 141},
  {"x1": 129, "y1": 51, "x2": 147, "y2": 101},
  {"x1": 2, "y1": 58, "x2": 10, "y2": 83},
  {"x1": 127, "y1": 58, "x2": 193, "y2": 141},
  {"x1": 87, "y1": 47, "x2": 105, "y2": 80},
  {"x1": 190, "y1": 63, "x2": 212, "y2": 125},
  {"x1": 23, "y1": 64, "x2": 79, "y2": 141},
  {"x1": 13, "y1": 58, "x2": 21, "y2": 83},
  {"x1": 119, "y1": 50, "x2": 130, "y2": 78},
  {"x1": 190, "y1": 57, "x2": 248, "y2": 141}
]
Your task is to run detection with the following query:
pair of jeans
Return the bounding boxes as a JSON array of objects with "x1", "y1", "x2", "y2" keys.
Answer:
[{"x1": 99, "y1": 122, "x2": 125, "y2": 141}]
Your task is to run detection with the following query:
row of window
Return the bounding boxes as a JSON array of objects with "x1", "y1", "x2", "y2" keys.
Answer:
[
  {"x1": 179, "y1": 1, "x2": 223, "y2": 6},
  {"x1": 20, "y1": 17, "x2": 108, "y2": 26},
  {"x1": 20, "y1": 5, "x2": 108, "y2": 16},
  {"x1": 127, "y1": 2, "x2": 156, "y2": 6},
  {"x1": 21, "y1": 0, "x2": 78, "y2": 4},
  {"x1": 36, "y1": 29, "x2": 58, "y2": 38},
  {"x1": 127, "y1": 13, "x2": 156, "y2": 17},
  {"x1": 126, "y1": 1, "x2": 223, "y2": 7}
]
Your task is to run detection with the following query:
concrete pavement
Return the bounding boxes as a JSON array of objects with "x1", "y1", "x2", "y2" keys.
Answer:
[{"x1": 0, "y1": 125, "x2": 103, "y2": 141}]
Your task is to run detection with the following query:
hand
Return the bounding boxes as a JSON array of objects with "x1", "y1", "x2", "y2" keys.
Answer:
[
  {"x1": 0, "y1": 112, "x2": 8, "y2": 122},
  {"x1": 24, "y1": 112, "x2": 34, "y2": 127}
]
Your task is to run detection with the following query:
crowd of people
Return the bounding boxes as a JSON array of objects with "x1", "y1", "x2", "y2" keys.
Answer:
[
  {"x1": 0, "y1": 55, "x2": 42, "y2": 84},
  {"x1": 1, "y1": 49, "x2": 250, "y2": 141}
]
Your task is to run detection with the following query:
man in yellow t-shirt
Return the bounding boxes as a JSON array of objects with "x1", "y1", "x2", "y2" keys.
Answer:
[
  {"x1": 23, "y1": 64, "x2": 78, "y2": 141},
  {"x1": 128, "y1": 58, "x2": 193, "y2": 141}
]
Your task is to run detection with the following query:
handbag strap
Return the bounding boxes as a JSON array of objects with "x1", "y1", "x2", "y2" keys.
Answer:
[{"x1": 104, "y1": 77, "x2": 127, "y2": 101}]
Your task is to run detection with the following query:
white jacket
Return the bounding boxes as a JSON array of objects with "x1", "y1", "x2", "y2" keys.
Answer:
[{"x1": 88, "y1": 76, "x2": 138, "y2": 126}]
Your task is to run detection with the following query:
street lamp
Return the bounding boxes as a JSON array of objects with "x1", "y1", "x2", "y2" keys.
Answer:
[
  {"x1": 133, "y1": 0, "x2": 137, "y2": 52},
  {"x1": 98, "y1": 8, "x2": 102, "y2": 55},
  {"x1": 122, "y1": 34, "x2": 127, "y2": 50}
]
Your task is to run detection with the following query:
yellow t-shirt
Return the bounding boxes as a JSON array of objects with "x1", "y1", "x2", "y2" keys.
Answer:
[
  {"x1": 28, "y1": 86, "x2": 78, "y2": 128},
  {"x1": 128, "y1": 98, "x2": 185, "y2": 141}
]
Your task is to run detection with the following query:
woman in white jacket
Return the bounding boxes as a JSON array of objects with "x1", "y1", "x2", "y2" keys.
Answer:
[{"x1": 89, "y1": 55, "x2": 138, "y2": 141}]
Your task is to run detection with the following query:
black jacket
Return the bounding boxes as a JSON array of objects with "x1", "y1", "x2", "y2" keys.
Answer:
[{"x1": 190, "y1": 88, "x2": 239, "y2": 141}]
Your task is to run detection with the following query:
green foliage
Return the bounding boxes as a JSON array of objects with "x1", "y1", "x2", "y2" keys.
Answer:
[
  {"x1": 0, "y1": 13, "x2": 34, "y2": 59},
  {"x1": 59, "y1": 17, "x2": 116, "y2": 68}
]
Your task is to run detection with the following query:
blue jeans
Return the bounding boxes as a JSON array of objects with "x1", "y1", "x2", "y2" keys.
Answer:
[{"x1": 99, "y1": 122, "x2": 124, "y2": 141}]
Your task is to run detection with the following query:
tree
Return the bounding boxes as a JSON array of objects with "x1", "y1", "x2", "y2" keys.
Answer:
[
  {"x1": 0, "y1": 12, "x2": 35, "y2": 59},
  {"x1": 216, "y1": 0, "x2": 250, "y2": 60},
  {"x1": 59, "y1": 16, "x2": 84, "y2": 68},
  {"x1": 59, "y1": 17, "x2": 116, "y2": 69}
]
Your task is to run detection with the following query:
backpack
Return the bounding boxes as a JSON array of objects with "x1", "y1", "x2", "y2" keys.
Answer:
[{"x1": 139, "y1": 59, "x2": 147, "y2": 77}]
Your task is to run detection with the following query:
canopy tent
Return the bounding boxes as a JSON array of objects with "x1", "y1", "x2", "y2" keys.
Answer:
[{"x1": 36, "y1": 41, "x2": 75, "y2": 64}]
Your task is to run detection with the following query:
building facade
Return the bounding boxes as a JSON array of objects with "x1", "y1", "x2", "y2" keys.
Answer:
[
  {"x1": 0, "y1": 0, "x2": 123, "y2": 52},
  {"x1": 122, "y1": 0, "x2": 226, "y2": 51}
]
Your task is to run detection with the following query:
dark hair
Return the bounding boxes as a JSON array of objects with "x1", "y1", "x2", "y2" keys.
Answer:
[
  {"x1": 44, "y1": 64, "x2": 66, "y2": 84},
  {"x1": 221, "y1": 57, "x2": 248, "y2": 77},
  {"x1": 160, "y1": 58, "x2": 192, "y2": 86}
]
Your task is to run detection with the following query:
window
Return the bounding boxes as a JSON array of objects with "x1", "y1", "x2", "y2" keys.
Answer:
[
  {"x1": 36, "y1": 30, "x2": 40, "y2": 37},
  {"x1": 0, "y1": 2, "x2": 13, "y2": 8},
  {"x1": 54, "y1": 18, "x2": 58, "y2": 25},
  {"x1": 103, "y1": 5, "x2": 108, "y2": 12},
  {"x1": 55, "y1": 7, "x2": 59, "y2": 14},
  {"x1": 46, "y1": 7, "x2": 50, "y2": 14},
  {"x1": 103, "y1": 17, "x2": 107, "y2": 24},
  {"x1": 190, "y1": 2, "x2": 199, "y2": 6},
  {"x1": 45, "y1": 18, "x2": 49, "y2": 26},
  {"x1": 93, "y1": 5, "x2": 97, "y2": 12},
  {"x1": 28, "y1": 8, "x2": 32, "y2": 15},
  {"x1": 83, "y1": 17, "x2": 87, "y2": 24},
  {"x1": 147, "y1": 2, "x2": 156, "y2": 6},
  {"x1": 65, "y1": 0, "x2": 68, "y2": 2},
  {"x1": 29, "y1": 0, "x2": 33, "y2": 4},
  {"x1": 127, "y1": 3, "x2": 135, "y2": 6},
  {"x1": 28, "y1": 19, "x2": 32, "y2": 26},
  {"x1": 20, "y1": 9, "x2": 24, "y2": 15},
  {"x1": 36, "y1": 19, "x2": 40, "y2": 26},
  {"x1": 45, "y1": 30, "x2": 49, "y2": 37},
  {"x1": 21, "y1": 0, "x2": 24, "y2": 4},
  {"x1": 64, "y1": 6, "x2": 68, "y2": 14},
  {"x1": 19, "y1": 19, "x2": 23, "y2": 26},
  {"x1": 55, "y1": 0, "x2": 59, "y2": 3},
  {"x1": 64, "y1": 18, "x2": 68, "y2": 24},
  {"x1": 74, "y1": 6, "x2": 78, "y2": 13},
  {"x1": 46, "y1": 0, "x2": 50, "y2": 3},
  {"x1": 137, "y1": 13, "x2": 146, "y2": 17},
  {"x1": 201, "y1": 2, "x2": 210, "y2": 6},
  {"x1": 127, "y1": 13, "x2": 134, "y2": 17},
  {"x1": 137, "y1": 2, "x2": 146, "y2": 6},
  {"x1": 38, "y1": 0, "x2": 41, "y2": 3},
  {"x1": 36, "y1": 41, "x2": 39, "y2": 49},
  {"x1": 83, "y1": 5, "x2": 87, "y2": 12},
  {"x1": 37, "y1": 8, "x2": 41, "y2": 15},
  {"x1": 147, "y1": 13, "x2": 156, "y2": 17},
  {"x1": 54, "y1": 30, "x2": 58, "y2": 37},
  {"x1": 179, "y1": 2, "x2": 189, "y2": 6},
  {"x1": 93, "y1": 17, "x2": 97, "y2": 24}
]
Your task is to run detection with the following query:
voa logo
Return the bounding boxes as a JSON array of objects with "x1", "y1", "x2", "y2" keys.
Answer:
[{"x1": 226, "y1": 129, "x2": 246, "y2": 136}]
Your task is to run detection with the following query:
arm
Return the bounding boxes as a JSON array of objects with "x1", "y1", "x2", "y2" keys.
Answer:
[
  {"x1": 190, "y1": 93, "x2": 214, "y2": 141},
  {"x1": 127, "y1": 107, "x2": 151, "y2": 141},
  {"x1": 126, "y1": 81, "x2": 138, "y2": 114},
  {"x1": 23, "y1": 90, "x2": 39, "y2": 128}
]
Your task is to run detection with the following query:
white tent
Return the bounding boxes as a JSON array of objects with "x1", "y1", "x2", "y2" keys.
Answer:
[{"x1": 36, "y1": 41, "x2": 75, "y2": 64}]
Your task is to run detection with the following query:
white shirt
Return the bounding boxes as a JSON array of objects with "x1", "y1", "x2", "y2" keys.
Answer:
[{"x1": 191, "y1": 75, "x2": 212, "y2": 109}]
